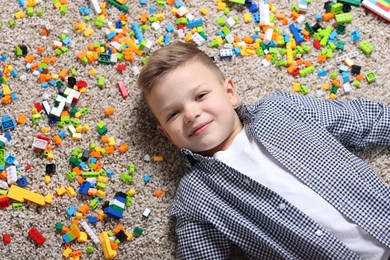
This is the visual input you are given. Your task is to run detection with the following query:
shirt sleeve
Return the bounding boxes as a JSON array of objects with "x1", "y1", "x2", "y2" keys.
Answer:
[
  {"x1": 277, "y1": 92, "x2": 390, "y2": 150},
  {"x1": 175, "y1": 217, "x2": 230, "y2": 260}
]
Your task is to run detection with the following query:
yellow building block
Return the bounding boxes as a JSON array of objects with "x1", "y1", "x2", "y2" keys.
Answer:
[
  {"x1": 96, "y1": 190, "x2": 105, "y2": 199},
  {"x1": 44, "y1": 175, "x2": 51, "y2": 184},
  {"x1": 7, "y1": 185, "x2": 46, "y2": 206},
  {"x1": 57, "y1": 186, "x2": 67, "y2": 196},
  {"x1": 77, "y1": 231, "x2": 88, "y2": 243},
  {"x1": 45, "y1": 193, "x2": 54, "y2": 204},
  {"x1": 63, "y1": 247, "x2": 73, "y2": 257},
  {"x1": 99, "y1": 232, "x2": 117, "y2": 259},
  {"x1": 75, "y1": 212, "x2": 83, "y2": 220},
  {"x1": 199, "y1": 7, "x2": 209, "y2": 15},
  {"x1": 67, "y1": 187, "x2": 76, "y2": 197}
]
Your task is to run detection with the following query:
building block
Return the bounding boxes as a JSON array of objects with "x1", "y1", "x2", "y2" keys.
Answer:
[
  {"x1": 99, "y1": 231, "x2": 117, "y2": 259},
  {"x1": 28, "y1": 227, "x2": 46, "y2": 245},
  {"x1": 7, "y1": 185, "x2": 46, "y2": 206}
]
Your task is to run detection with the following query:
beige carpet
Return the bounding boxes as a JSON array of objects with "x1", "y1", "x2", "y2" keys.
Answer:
[{"x1": 0, "y1": 0, "x2": 389, "y2": 259}]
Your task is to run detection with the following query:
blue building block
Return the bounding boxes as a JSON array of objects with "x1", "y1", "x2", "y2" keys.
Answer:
[
  {"x1": 329, "y1": 30, "x2": 338, "y2": 40},
  {"x1": 1, "y1": 117, "x2": 16, "y2": 131},
  {"x1": 115, "y1": 20, "x2": 122, "y2": 29},
  {"x1": 149, "y1": 6, "x2": 155, "y2": 14},
  {"x1": 58, "y1": 131, "x2": 66, "y2": 139},
  {"x1": 163, "y1": 35, "x2": 170, "y2": 45},
  {"x1": 144, "y1": 175, "x2": 151, "y2": 183},
  {"x1": 62, "y1": 233, "x2": 72, "y2": 243},
  {"x1": 1, "y1": 54, "x2": 7, "y2": 61},
  {"x1": 288, "y1": 23, "x2": 303, "y2": 44},
  {"x1": 106, "y1": 31, "x2": 116, "y2": 40},
  {"x1": 248, "y1": 3, "x2": 258, "y2": 13},
  {"x1": 88, "y1": 216, "x2": 98, "y2": 223},
  {"x1": 5, "y1": 155, "x2": 16, "y2": 165},
  {"x1": 187, "y1": 19, "x2": 203, "y2": 28},
  {"x1": 16, "y1": 176, "x2": 28, "y2": 187},
  {"x1": 341, "y1": 71, "x2": 350, "y2": 83},
  {"x1": 66, "y1": 206, "x2": 76, "y2": 217},
  {"x1": 4, "y1": 133, "x2": 12, "y2": 141},
  {"x1": 350, "y1": 30, "x2": 361, "y2": 41},
  {"x1": 106, "y1": 169, "x2": 114, "y2": 177},
  {"x1": 174, "y1": 1, "x2": 183, "y2": 8},
  {"x1": 140, "y1": 0, "x2": 146, "y2": 4},
  {"x1": 131, "y1": 23, "x2": 143, "y2": 43},
  {"x1": 41, "y1": 82, "x2": 49, "y2": 88},
  {"x1": 78, "y1": 181, "x2": 91, "y2": 195},
  {"x1": 252, "y1": 13, "x2": 260, "y2": 23},
  {"x1": 165, "y1": 24, "x2": 174, "y2": 33},
  {"x1": 284, "y1": 33, "x2": 290, "y2": 43},
  {"x1": 104, "y1": 207, "x2": 123, "y2": 219},
  {"x1": 317, "y1": 69, "x2": 327, "y2": 77},
  {"x1": 11, "y1": 70, "x2": 18, "y2": 77}
]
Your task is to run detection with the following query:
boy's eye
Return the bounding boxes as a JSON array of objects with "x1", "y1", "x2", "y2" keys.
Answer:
[
  {"x1": 196, "y1": 92, "x2": 208, "y2": 100},
  {"x1": 166, "y1": 111, "x2": 178, "y2": 121}
]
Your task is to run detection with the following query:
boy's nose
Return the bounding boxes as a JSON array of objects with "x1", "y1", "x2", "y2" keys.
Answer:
[{"x1": 184, "y1": 107, "x2": 200, "y2": 123}]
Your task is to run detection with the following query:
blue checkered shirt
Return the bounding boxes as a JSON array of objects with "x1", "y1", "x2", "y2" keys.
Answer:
[{"x1": 170, "y1": 92, "x2": 390, "y2": 259}]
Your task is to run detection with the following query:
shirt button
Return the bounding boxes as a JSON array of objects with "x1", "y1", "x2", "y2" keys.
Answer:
[
  {"x1": 315, "y1": 230, "x2": 323, "y2": 236},
  {"x1": 278, "y1": 203, "x2": 286, "y2": 210}
]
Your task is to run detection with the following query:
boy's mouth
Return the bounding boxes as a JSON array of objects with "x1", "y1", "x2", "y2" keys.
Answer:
[{"x1": 189, "y1": 121, "x2": 212, "y2": 137}]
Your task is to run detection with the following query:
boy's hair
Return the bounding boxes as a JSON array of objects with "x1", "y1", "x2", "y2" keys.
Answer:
[{"x1": 137, "y1": 41, "x2": 225, "y2": 95}]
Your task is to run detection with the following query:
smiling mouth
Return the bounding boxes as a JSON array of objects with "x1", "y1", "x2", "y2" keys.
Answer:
[{"x1": 190, "y1": 121, "x2": 212, "y2": 137}]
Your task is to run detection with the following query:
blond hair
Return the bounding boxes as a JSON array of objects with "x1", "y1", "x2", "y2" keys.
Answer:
[{"x1": 137, "y1": 41, "x2": 225, "y2": 95}]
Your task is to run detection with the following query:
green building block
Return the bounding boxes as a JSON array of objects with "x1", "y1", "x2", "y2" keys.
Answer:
[
  {"x1": 27, "y1": 7, "x2": 34, "y2": 16},
  {"x1": 98, "y1": 53, "x2": 111, "y2": 64},
  {"x1": 337, "y1": 0, "x2": 361, "y2": 6},
  {"x1": 107, "y1": 0, "x2": 129, "y2": 12},
  {"x1": 66, "y1": 171, "x2": 76, "y2": 181},
  {"x1": 365, "y1": 71, "x2": 376, "y2": 83},
  {"x1": 229, "y1": 0, "x2": 245, "y2": 4},
  {"x1": 330, "y1": 3, "x2": 343, "y2": 14},
  {"x1": 97, "y1": 76, "x2": 105, "y2": 87},
  {"x1": 352, "y1": 80, "x2": 361, "y2": 88},
  {"x1": 133, "y1": 227, "x2": 143, "y2": 237},
  {"x1": 335, "y1": 13, "x2": 353, "y2": 24},
  {"x1": 87, "y1": 246, "x2": 95, "y2": 253},
  {"x1": 300, "y1": 85, "x2": 309, "y2": 95},
  {"x1": 359, "y1": 41, "x2": 373, "y2": 55}
]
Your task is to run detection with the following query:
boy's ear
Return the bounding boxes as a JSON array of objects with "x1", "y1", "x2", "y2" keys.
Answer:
[
  {"x1": 224, "y1": 78, "x2": 240, "y2": 108},
  {"x1": 157, "y1": 124, "x2": 170, "y2": 140}
]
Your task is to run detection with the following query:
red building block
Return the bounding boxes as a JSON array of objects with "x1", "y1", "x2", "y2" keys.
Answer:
[
  {"x1": 3, "y1": 234, "x2": 11, "y2": 245},
  {"x1": 28, "y1": 227, "x2": 46, "y2": 246}
]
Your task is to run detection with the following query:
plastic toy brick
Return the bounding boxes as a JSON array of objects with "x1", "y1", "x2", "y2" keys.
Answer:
[
  {"x1": 117, "y1": 81, "x2": 128, "y2": 98},
  {"x1": 7, "y1": 185, "x2": 46, "y2": 206},
  {"x1": 3, "y1": 234, "x2": 10, "y2": 245},
  {"x1": 359, "y1": 40, "x2": 373, "y2": 55},
  {"x1": 99, "y1": 231, "x2": 117, "y2": 259},
  {"x1": 28, "y1": 227, "x2": 46, "y2": 245},
  {"x1": 0, "y1": 195, "x2": 10, "y2": 209},
  {"x1": 1, "y1": 117, "x2": 16, "y2": 131},
  {"x1": 366, "y1": 71, "x2": 376, "y2": 83},
  {"x1": 335, "y1": 13, "x2": 353, "y2": 24},
  {"x1": 81, "y1": 221, "x2": 99, "y2": 244}
]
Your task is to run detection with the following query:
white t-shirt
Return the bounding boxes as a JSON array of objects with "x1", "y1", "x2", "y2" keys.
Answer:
[{"x1": 214, "y1": 128, "x2": 390, "y2": 260}]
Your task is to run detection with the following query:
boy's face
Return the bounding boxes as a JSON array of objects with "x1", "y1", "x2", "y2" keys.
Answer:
[{"x1": 145, "y1": 61, "x2": 243, "y2": 156}]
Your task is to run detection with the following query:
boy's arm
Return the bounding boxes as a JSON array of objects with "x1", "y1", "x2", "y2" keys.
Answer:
[
  {"x1": 277, "y1": 93, "x2": 390, "y2": 149},
  {"x1": 175, "y1": 217, "x2": 230, "y2": 259}
]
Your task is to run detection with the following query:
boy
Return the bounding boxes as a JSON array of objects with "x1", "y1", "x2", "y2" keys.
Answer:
[{"x1": 137, "y1": 42, "x2": 390, "y2": 259}]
